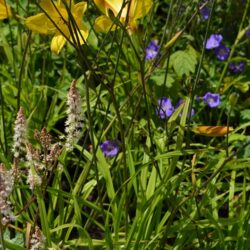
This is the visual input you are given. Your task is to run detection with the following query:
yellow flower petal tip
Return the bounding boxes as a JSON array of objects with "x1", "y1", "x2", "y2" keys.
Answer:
[
  {"x1": 25, "y1": 0, "x2": 89, "y2": 53},
  {"x1": 192, "y1": 126, "x2": 234, "y2": 137},
  {"x1": 0, "y1": 0, "x2": 12, "y2": 20},
  {"x1": 93, "y1": 0, "x2": 153, "y2": 33}
]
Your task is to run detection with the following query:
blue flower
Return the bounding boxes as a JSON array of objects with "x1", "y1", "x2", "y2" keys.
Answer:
[
  {"x1": 228, "y1": 61, "x2": 245, "y2": 74},
  {"x1": 200, "y1": 5, "x2": 210, "y2": 20},
  {"x1": 146, "y1": 40, "x2": 160, "y2": 60},
  {"x1": 214, "y1": 43, "x2": 230, "y2": 61},
  {"x1": 100, "y1": 140, "x2": 119, "y2": 157},
  {"x1": 156, "y1": 97, "x2": 174, "y2": 119},
  {"x1": 205, "y1": 34, "x2": 223, "y2": 49},
  {"x1": 202, "y1": 92, "x2": 220, "y2": 108}
]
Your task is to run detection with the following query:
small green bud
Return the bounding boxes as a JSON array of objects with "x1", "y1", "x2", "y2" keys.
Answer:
[{"x1": 229, "y1": 92, "x2": 239, "y2": 106}]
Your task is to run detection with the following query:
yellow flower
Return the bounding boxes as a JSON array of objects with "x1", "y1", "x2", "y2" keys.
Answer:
[
  {"x1": 0, "y1": 0, "x2": 12, "y2": 20},
  {"x1": 26, "y1": 0, "x2": 89, "y2": 54},
  {"x1": 93, "y1": 0, "x2": 153, "y2": 32}
]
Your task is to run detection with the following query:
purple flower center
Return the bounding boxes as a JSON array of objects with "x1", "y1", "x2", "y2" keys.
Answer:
[
  {"x1": 202, "y1": 92, "x2": 221, "y2": 108},
  {"x1": 215, "y1": 43, "x2": 230, "y2": 61}
]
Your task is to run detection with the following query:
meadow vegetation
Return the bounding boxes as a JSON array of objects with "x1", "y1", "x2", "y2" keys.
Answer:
[{"x1": 0, "y1": 0, "x2": 250, "y2": 249}]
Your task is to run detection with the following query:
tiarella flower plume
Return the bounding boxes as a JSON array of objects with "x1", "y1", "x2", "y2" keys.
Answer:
[
  {"x1": 100, "y1": 140, "x2": 119, "y2": 157},
  {"x1": 228, "y1": 61, "x2": 245, "y2": 74},
  {"x1": 65, "y1": 80, "x2": 84, "y2": 152},
  {"x1": 0, "y1": 0, "x2": 12, "y2": 20},
  {"x1": 93, "y1": 0, "x2": 153, "y2": 33},
  {"x1": 202, "y1": 92, "x2": 221, "y2": 108},
  {"x1": 27, "y1": 165, "x2": 42, "y2": 191},
  {"x1": 30, "y1": 226, "x2": 46, "y2": 250},
  {"x1": 205, "y1": 34, "x2": 223, "y2": 49},
  {"x1": 215, "y1": 43, "x2": 230, "y2": 61},
  {"x1": 156, "y1": 97, "x2": 174, "y2": 119},
  {"x1": 26, "y1": 0, "x2": 89, "y2": 54},
  {"x1": 0, "y1": 164, "x2": 15, "y2": 225},
  {"x1": 145, "y1": 40, "x2": 160, "y2": 60},
  {"x1": 12, "y1": 107, "x2": 27, "y2": 159}
]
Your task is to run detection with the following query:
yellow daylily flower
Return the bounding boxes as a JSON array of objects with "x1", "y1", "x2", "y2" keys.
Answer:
[
  {"x1": 93, "y1": 0, "x2": 153, "y2": 32},
  {"x1": 26, "y1": 0, "x2": 89, "y2": 54},
  {"x1": 0, "y1": 0, "x2": 12, "y2": 20}
]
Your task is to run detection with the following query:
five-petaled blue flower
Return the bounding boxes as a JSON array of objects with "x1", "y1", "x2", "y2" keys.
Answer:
[
  {"x1": 205, "y1": 34, "x2": 223, "y2": 49},
  {"x1": 100, "y1": 140, "x2": 119, "y2": 157},
  {"x1": 228, "y1": 61, "x2": 245, "y2": 74},
  {"x1": 214, "y1": 43, "x2": 230, "y2": 61},
  {"x1": 146, "y1": 40, "x2": 160, "y2": 60},
  {"x1": 202, "y1": 92, "x2": 221, "y2": 108},
  {"x1": 156, "y1": 97, "x2": 174, "y2": 119}
]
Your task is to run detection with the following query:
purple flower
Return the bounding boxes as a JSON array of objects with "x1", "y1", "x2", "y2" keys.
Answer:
[
  {"x1": 202, "y1": 92, "x2": 220, "y2": 108},
  {"x1": 100, "y1": 140, "x2": 119, "y2": 157},
  {"x1": 176, "y1": 99, "x2": 195, "y2": 117},
  {"x1": 246, "y1": 28, "x2": 250, "y2": 39},
  {"x1": 228, "y1": 61, "x2": 245, "y2": 74},
  {"x1": 205, "y1": 34, "x2": 223, "y2": 49},
  {"x1": 214, "y1": 43, "x2": 230, "y2": 61},
  {"x1": 200, "y1": 5, "x2": 210, "y2": 20},
  {"x1": 156, "y1": 97, "x2": 174, "y2": 119},
  {"x1": 146, "y1": 40, "x2": 160, "y2": 60}
]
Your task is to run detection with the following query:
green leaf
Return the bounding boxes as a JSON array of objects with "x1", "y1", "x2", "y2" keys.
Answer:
[
  {"x1": 149, "y1": 69, "x2": 175, "y2": 87},
  {"x1": 170, "y1": 47, "x2": 198, "y2": 77},
  {"x1": 240, "y1": 109, "x2": 250, "y2": 120}
]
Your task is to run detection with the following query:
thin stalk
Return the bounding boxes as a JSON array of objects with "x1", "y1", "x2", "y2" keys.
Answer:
[
  {"x1": 216, "y1": 0, "x2": 250, "y2": 92},
  {"x1": 17, "y1": 31, "x2": 32, "y2": 110},
  {"x1": 0, "y1": 82, "x2": 7, "y2": 156}
]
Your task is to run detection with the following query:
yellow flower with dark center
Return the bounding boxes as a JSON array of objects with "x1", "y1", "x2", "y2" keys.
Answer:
[
  {"x1": 93, "y1": 0, "x2": 153, "y2": 32},
  {"x1": 26, "y1": 0, "x2": 89, "y2": 54},
  {"x1": 0, "y1": 0, "x2": 12, "y2": 20}
]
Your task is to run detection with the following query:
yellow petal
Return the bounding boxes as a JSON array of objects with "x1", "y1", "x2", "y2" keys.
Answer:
[
  {"x1": 50, "y1": 34, "x2": 66, "y2": 54},
  {"x1": 70, "y1": 26, "x2": 89, "y2": 45},
  {"x1": 129, "y1": 0, "x2": 153, "y2": 21},
  {"x1": 192, "y1": 126, "x2": 234, "y2": 137},
  {"x1": 40, "y1": 0, "x2": 57, "y2": 14},
  {"x1": 26, "y1": 13, "x2": 56, "y2": 34},
  {"x1": 94, "y1": 15, "x2": 118, "y2": 32},
  {"x1": 73, "y1": 2, "x2": 87, "y2": 17},
  {"x1": 94, "y1": 0, "x2": 123, "y2": 16},
  {"x1": 0, "y1": 2, "x2": 12, "y2": 20}
]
